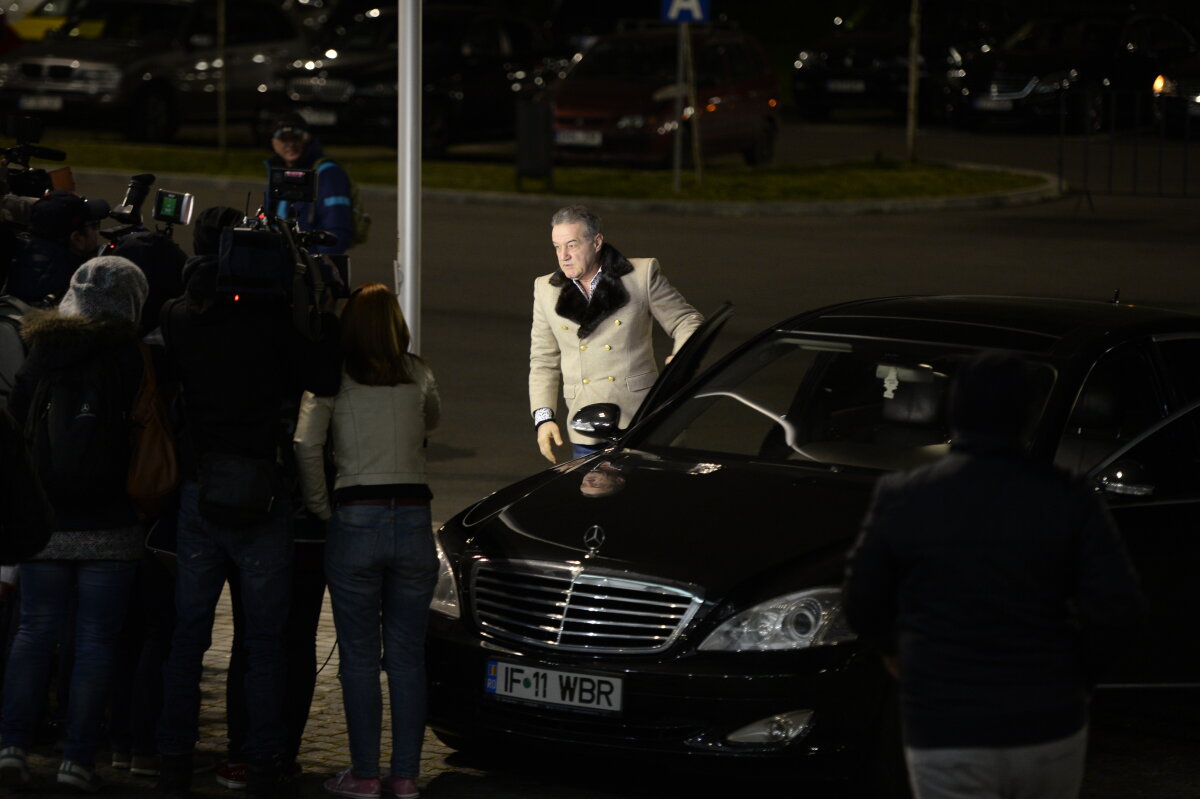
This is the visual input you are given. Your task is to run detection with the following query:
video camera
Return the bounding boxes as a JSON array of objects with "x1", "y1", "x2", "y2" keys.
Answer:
[
  {"x1": 103, "y1": 173, "x2": 195, "y2": 248},
  {"x1": 1, "y1": 115, "x2": 68, "y2": 198},
  {"x1": 217, "y1": 165, "x2": 349, "y2": 339}
]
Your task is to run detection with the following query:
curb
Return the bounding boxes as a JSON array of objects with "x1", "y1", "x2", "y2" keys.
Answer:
[
  {"x1": 420, "y1": 163, "x2": 1063, "y2": 216},
  {"x1": 75, "y1": 163, "x2": 1062, "y2": 217}
]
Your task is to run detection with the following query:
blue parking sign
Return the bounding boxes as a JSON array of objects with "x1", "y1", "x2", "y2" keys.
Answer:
[{"x1": 661, "y1": 0, "x2": 709, "y2": 23}]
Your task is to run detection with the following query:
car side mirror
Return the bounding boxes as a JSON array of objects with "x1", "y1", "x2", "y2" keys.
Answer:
[
  {"x1": 571, "y1": 403, "x2": 625, "y2": 441},
  {"x1": 1097, "y1": 459, "x2": 1154, "y2": 498}
]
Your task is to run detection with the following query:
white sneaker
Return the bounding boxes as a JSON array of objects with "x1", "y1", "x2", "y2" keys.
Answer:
[
  {"x1": 0, "y1": 746, "x2": 29, "y2": 785},
  {"x1": 57, "y1": 760, "x2": 102, "y2": 793}
]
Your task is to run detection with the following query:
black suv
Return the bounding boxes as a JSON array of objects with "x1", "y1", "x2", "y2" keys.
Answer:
[{"x1": 0, "y1": 0, "x2": 312, "y2": 141}]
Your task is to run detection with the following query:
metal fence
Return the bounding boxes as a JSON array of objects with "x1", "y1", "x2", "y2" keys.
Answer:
[{"x1": 1055, "y1": 87, "x2": 1198, "y2": 199}]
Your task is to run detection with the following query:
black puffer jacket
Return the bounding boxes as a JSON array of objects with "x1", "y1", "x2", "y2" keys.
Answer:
[
  {"x1": 161, "y1": 254, "x2": 341, "y2": 481},
  {"x1": 843, "y1": 440, "x2": 1143, "y2": 749},
  {"x1": 9, "y1": 309, "x2": 142, "y2": 531}
]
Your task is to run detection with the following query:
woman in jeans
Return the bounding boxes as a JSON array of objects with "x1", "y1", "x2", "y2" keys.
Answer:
[
  {"x1": 294, "y1": 283, "x2": 440, "y2": 799},
  {"x1": 0, "y1": 256, "x2": 150, "y2": 793}
]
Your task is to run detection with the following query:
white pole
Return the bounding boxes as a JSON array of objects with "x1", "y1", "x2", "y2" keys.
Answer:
[{"x1": 396, "y1": 0, "x2": 422, "y2": 353}]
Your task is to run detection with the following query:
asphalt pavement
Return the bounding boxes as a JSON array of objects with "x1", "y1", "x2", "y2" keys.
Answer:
[{"x1": 17, "y1": 119, "x2": 1199, "y2": 797}]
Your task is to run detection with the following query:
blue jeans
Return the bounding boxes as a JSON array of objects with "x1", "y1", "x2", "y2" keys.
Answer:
[
  {"x1": 157, "y1": 481, "x2": 292, "y2": 760},
  {"x1": 325, "y1": 503, "x2": 438, "y2": 779},
  {"x1": 1, "y1": 559, "x2": 137, "y2": 768}
]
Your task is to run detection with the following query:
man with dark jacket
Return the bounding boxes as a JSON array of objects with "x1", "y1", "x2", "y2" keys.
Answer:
[
  {"x1": 843, "y1": 351, "x2": 1143, "y2": 799},
  {"x1": 263, "y1": 114, "x2": 352, "y2": 256},
  {"x1": 154, "y1": 207, "x2": 341, "y2": 799},
  {"x1": 5, "y1": 190, "x2": 109, "y2": 304}
]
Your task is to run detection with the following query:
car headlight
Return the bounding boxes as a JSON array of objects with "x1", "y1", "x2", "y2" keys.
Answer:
[
  {"x1": 698, "y1": 587, "x2": 855, "y2": 652},
  {"x1": 1153, "y1": 74, "x2": 1178, "y2": 98},
  {"x1": 430, "y1": 536, "x2": 460, "y2": 619}
]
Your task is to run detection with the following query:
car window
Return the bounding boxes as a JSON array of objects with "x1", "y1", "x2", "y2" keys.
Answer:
[
  {"x1": 84, "y1": 1, "x2": 188, "y2": 40},
  {"x1": 569, "y1": 37, "x2": 677, "y2": 83},
  {"x1": 1096, "y1": 400, "x2": 1200, "y2": 503},
  {"x1": 1055, "y1": 342, "x2": 1166, "y2": 475},
  {"x1": 1137, "y1": 19, "x2": 1195, "y2": 59},
  {"x1": 636, "y1": 334, "x2": 1054, "y2": 472},
  {"x1": 694, "y1": 43, "x2": 726, "y2": 88},
  {"x1": 1155, "y1": 337, "x2": 1200, "y2": 406},
  {"x1": 725, "y1": 42, "x2": 763, "y2": 82}
]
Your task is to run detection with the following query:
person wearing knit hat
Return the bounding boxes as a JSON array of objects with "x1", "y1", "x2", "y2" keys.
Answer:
[
  {"x1": 58, "y1": 255, "x2": 149, "y2": 324},
  {"x1": 0, "y1": 256, "x2": 152, "y2": 791}
]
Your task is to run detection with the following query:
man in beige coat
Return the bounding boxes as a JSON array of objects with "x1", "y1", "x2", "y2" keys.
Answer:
[{"x1": 530, "y1": 205, "x2": 703, "y2": 463}]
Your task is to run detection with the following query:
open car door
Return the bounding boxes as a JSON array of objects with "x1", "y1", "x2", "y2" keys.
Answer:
[{"x1": 627, "y1": 302, "x2": 734, "y2": 431}]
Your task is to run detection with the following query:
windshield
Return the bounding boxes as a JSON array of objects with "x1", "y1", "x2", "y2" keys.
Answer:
[
  {"x1": 70, "y1": 0, "x2": 188, "y2": 40},
  {"x1": 568, "y1": 37, "x2": 677, "y2": 82},
  {"x1": 636, "y1": 333, "x2": 1056, "y2": 472},
  {"x1": 1004, "y1": 18, "x2": 1118, "y2": 55}
]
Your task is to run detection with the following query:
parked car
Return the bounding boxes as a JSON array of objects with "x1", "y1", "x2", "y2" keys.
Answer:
[
  {"x1": 791, "y1": 4, "x2": 1016, "y2": 122},
  {"x1": 947, "y1": 10, "x2": 1198, "y2": 132},
  {"x1": 551, "y1": 25, "x2": 781, "y2": 167},
  {"x1": 8, "y1": 0, "x2": 95, "y2": 42},
  {"x1": 1153, "y1": 52, "x2": 1200, "y2": 136},
  {"x1": 268, "y1": 3, "x2": 568, "y2": 153},
  {"x1": 0, "y1": 0, "x2": 313, "y2": 141},
  {"x1": 426, "y1": 295, "x2": 1200, "y2": 790}
]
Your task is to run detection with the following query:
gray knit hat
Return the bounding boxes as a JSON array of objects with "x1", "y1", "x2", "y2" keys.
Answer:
[{"x1": 58, "y1": 255, "x2": 149, "y2": 324}]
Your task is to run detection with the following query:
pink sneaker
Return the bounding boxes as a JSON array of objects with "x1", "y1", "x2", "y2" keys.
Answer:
[
  {"x1": 324, "y1": 767, "x2": 381, "y2": 799},
  {"x1": 382, "y1": 775, "x2": 419, "y2": 799}
]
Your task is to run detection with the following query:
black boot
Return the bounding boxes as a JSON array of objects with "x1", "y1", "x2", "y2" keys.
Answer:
[{"x1": 154, "y1": 753, "x2": 193, "y2": 798}]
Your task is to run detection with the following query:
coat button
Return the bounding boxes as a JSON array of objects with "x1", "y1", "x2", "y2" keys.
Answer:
[
  {"x1": 603, "y1": 344, "x2": 612, "y2": 350},
  {"x1": 580, "y1": 345, "x2": 587, "y2": 351},
  {"x1": 607, "y1": 376, "x2": 615, "y2": 381},
  {"x1": 614, "y1": 319, "x2": 622, "y2": 326},
  {"x1": 561, "y1": 325, "x2": 569, "y2": 330},
  {"x1": 582, "y1": 378, "x2": 590, "y2": 384}
]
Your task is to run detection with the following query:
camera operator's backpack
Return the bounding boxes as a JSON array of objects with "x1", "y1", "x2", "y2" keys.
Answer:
[
  {"x1": 0, "y1": 294, "x2": 32, "y2": 411},
  {"x1": 25, "y1": 358, "x2": 131, "y2": 507},
  {"x1": 311, "y1": 158, "x2": 371, "y2": 248}
]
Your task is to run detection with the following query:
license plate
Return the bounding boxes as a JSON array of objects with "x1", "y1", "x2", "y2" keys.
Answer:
[
  {"x1": 973, "y1": 97, "x2": 1013, "y2": 111},
  {"x1": 486, "y1": 660, "x2": 622, "y2": 712},
  {"x1": 19, "y1": 95, "x2": 63, "y2": 111},
  {"x1": 826, "y1": 79, "x2": 866, "y2": 94},
  {"x1": 555, "y1": 129, "x2": 602, "y2": 147},
  {"x1": 300, "y1": 107, "x2": 337, "y2": 126}
]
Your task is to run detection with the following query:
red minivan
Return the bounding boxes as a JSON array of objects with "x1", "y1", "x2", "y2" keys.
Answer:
[{"x1": 551, "y1": 25, "x2": 781, "y2": 167}]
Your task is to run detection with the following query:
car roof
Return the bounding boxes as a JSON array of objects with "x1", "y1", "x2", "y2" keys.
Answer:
[{"x1": 780, "y1": 295, "x2": 1200, "y2": 357}]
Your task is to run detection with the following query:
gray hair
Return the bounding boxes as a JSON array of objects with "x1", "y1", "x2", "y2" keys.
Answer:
[{"x1": 551, "y1": 204, "x2": 603, "y2": 239}]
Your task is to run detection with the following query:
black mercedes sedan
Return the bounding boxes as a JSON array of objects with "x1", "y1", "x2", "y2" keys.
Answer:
[{"x1": 426, "y1": 295, "x2": 1200, "y2": 790}]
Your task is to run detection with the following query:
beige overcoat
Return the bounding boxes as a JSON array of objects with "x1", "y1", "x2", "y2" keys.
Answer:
[{"x1": 529, "y1": 257, "x2": 702, "y2": 443}]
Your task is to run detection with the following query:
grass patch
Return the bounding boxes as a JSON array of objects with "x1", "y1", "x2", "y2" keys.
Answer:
[{"x1": 44, "y1": 135, "x2": 1043, "y2": 203}]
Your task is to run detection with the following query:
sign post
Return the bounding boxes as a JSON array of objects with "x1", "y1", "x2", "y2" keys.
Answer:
[{"x1": 662, "y1": 0, "x2": 709, "y2": 193}]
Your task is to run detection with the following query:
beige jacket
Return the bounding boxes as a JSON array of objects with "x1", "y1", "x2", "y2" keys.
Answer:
[
  {"x1": 293, "y1": 357, "x2": 440, "y2": 520},
  {"x1": 529, "y1": 257, "x2": 702, "y2": 443}
]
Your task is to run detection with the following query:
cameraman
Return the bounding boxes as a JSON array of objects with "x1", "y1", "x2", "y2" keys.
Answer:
[
  {"x1": 154, "y1": 206, "x2": 341, "y2": 799},
  {"x1": 5, "y1": 190, "x2": 109, "y2": 304},
  {"x1": 264, "y1": 114, "x2": 351, "y2": 256}
]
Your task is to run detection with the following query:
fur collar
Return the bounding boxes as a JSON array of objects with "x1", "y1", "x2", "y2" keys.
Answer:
[
  {"x1": 551, "y1": 244, "x2": 635, "y2": 338},
  {"x1": 20, "y1": 308, "x2": 137, "y2": 349}
]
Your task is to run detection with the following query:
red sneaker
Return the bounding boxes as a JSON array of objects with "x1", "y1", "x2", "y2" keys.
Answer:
[
  {"x1": 324, "y1": 767, "x2": 381, "y2": 799},
  {"x1": 382, "y1": 775, "x2": 419, "y2": 799},
  {"x1": 215, "y1": 762, "x2": 247, "y2": 790}
]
